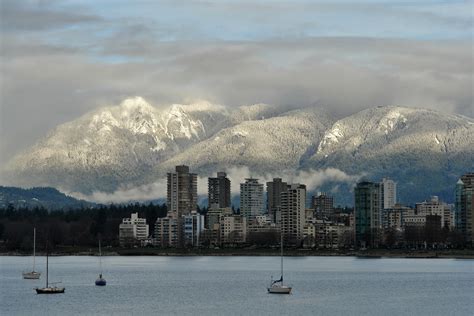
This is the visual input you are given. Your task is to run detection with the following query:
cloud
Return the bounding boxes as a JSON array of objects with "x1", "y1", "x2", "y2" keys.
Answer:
[
  {"x1": 0, "y1": 0, "x2": 101, "y2": 31},
  {"x1": 69, "y1": 181, "x2": 168, "y2": 205},
  {"x1": 1, "y1": 1, "x2": 472, "y2": 168},
  {"x1": 71, "y1": 167, "x2": 363, "y2": 204},
  {"x1": 1, "y1": 37, "x2": 472, "y2": 167}
]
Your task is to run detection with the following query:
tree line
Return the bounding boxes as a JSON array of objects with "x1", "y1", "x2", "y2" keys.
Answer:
[{"x1": 0, "y1": 203, "x2": 171, "y2": 251}]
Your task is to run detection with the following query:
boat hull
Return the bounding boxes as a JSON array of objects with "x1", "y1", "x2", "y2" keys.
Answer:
[
  {"x1": 95, "y1": 278, "x2": 106, "y2": 286},
  {"x1": 36, "y1": 287, "x2": 65, "y2": 294},
  {"x1": 23, "y1": 271, "x2": 41, "y2": 280},
  {"x1": 267, "y1": 286, "x2": 292, "y2": 294}
]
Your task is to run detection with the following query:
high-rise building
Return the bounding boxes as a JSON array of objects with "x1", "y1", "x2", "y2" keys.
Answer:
[
  {"x1": 167, "y1": 165, "x2": 198, "y2": 246},
  {"x1": 240, "y1": 178, "x2": 264, "y2": 219},
  {"x1": 167, "y1": 165, "x2": 198, "y2": 216},
  {"x1": 311, "y1": 192, "x2": 334, "y2": 219},
  {"x1": 281, "y1": 183, "x2": 306, "y2": 246},
  {"x1": 266, "y1": 178, "x2": 287, "y2": 223},
  {"x1": 455, "y1": 173, "x2": 474, "y2": 243},
  {"x1": 354, "y1": 181, "x2": 382, "y2": 248},
  {"x1": 380, "y1": 178, "x2": 397, "y2": 209},
  {"x1": 119, "y1": 213, "x2": 149, "y2": 247},
  {"x1": 208, "y1": 172, "x2": 231, "y2": 209}
]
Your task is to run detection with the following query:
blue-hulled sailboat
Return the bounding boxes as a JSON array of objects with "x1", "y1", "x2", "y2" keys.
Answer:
[{"x1": 95, "y1": 239, "x2": 106, "y2": 286}]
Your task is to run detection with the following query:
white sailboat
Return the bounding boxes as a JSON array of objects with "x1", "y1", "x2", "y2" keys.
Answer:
[
  {"x1": 23, "y1": 228, "x2": 41, "y2": 280},
  {"x1": 267, "y1": 231, "x2": 292, "y2": 294}
]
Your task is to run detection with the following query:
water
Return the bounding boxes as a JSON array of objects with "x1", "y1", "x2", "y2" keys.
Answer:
[{"x1": 1, "y1": 256, "x2": 473, "y2": 315}]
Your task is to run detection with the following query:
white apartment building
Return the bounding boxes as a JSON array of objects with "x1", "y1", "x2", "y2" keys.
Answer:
[
  {"x1": 381, "y1": 178, "x2": 397, "y2": 209},
  {"x1": 415, "y1": 196, "x2": 454, "y2": 229},
  {"x1": 119, "y1": 212, "x2": 149, "y2": 246}
]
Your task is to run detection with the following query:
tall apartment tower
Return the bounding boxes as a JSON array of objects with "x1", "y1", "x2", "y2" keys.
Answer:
[
  {"x1": 208, "y1": 172, "x2": 231, "y2": 209},
  {"x1": 240, "y1": 178, "x2": 264, "y2": 219},
  {"x1": 281, "y1": 184, "x2": 306, "y2": 246},
  {"x1": 167, "y1": 165, "x2": 198, "y2": 217},
  {"x1": 380, "y1": 178, "x2": 397, "y2": 209},
  {"x1": 311, "y1": 192, "x2": 334, "y2": 219},
  {"x1": 266, "y1": 178, "x2": 287, "y2": 223},
  {"x1": 354, "y1": 181, "x2": 382, "y2": 248},
  {"x1": 455, "y1": 173, "x2": 474, "y2": 243}
]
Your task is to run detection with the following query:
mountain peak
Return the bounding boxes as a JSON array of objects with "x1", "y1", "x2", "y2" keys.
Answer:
[{"x1": 119, "y1": 96, "x2": 154, "y2": 112}]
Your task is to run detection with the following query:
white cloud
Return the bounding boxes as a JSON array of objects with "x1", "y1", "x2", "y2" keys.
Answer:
[{"x1": 70, "y1": 167, "x2": 363, "y2": 204}]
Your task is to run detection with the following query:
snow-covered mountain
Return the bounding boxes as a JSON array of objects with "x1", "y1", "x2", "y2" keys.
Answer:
[
  {"x1": 302, "y1": 106, "x2": 474, "y2": 202},
  {"x1": 4, "y1": 97, "x2": 474, "y2": 204}
]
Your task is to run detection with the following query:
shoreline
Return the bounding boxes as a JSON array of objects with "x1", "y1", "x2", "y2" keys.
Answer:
[{"x1": 2, "y1": 248, "x2": 473, "y2": 259}]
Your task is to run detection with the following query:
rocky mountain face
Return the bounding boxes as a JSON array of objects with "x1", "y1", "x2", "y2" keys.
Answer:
[{"x1": 4, "y1": 97, "x2": 474, "y2": 204}]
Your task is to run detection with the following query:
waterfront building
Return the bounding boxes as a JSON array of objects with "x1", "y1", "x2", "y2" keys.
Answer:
[
  {"x1": 247, "y1": 215, "x2": 279, "y2": 245},
  {"x1": 382, "y1": 204, "x2": 413, "y2": 230},
  {"x1": 208, "y1": 172, "x2": 231, "y2": 209},
  {"x1": 415, "y1": 196, "x2": 453, "y2": 229},
  {"x1": 281, "y1": 183, "x2": 306, "y2": 246},
  {"x1": 456, "y1": 173, "x2": 474, "y2": 243},
  {"x1": 310, "y1": 219, "x2": 353, "y2": 249},
  {"x1": 267, "y1": 178, "x2": 287, "y2": 224},
  {"x1": 183, "y1": 211, "x2": 205, "y2": 247},
  {"x1": 119, "y1": 212, "x2": 149, "y2": 247},
  {"x1": 206, "y1": 207, "x2": 232, "y2": 230},
  {"x1": 220, "y1": 215, "x2": 247, "y2": 244},
  {"x1": 403, "y1": 208, "x2": 427, "y2": 227},
  {"x1": 167, "y1": 165, "x2": 198, "y2": 217},
  {"x1": 240, "y1": 178, "x2": 264, "y2": 219},
  {"x1": 167, "y1": 165, "x2": 198, "y2": 246},
  {"x1": 154, "y1": 215, "x2": 179, "y2": 247},
  {"x1": 354, "y1": 181, "x2": 382, "y2": 248},
  {"x1": 311, "y1": 192, "x2": 334, "y2": 219},
  {"x1": 380, "y1": 178, "x2": 397, "y2": 209}
]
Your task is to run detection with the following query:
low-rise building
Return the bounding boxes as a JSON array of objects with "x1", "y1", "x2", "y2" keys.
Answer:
[
  {"x1": 119, "y1": 212, "x2": 149, "y2": 247},
  {"x1": 416, "y1": 196, "x2": 453, "y2": 229},
  {"x1": 154, "y1": 215, "x2": 179, "y2": 247},
  {"x1": 183, "y1": 211, "x2": 205, "y2": 247},
  {"x1": 220, "y1": 215, "x2": 247, "y2": 244}
]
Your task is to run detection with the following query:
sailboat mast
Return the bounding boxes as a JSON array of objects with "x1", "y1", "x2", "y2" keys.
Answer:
[
  {"x1": 46, "y1": 242, "x2": 49, "y2": 288},
  {"x1": 99, "y1": 239, "x2": 103, "y2": 274},
  {"x1": 281, "y1": 230, "x2": 283, "y2": 284},
  {"x1": 33, "y1": 228, "x2": 36, "y2": 271}
]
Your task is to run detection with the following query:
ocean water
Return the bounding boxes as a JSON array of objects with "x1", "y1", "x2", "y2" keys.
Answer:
[{"x1": 1, "y1": 256, "x2": 473, "y2": 315}]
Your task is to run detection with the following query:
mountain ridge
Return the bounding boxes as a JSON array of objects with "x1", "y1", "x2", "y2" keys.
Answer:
[{"x1": 4, "y1": 97, "x2": 473, "y2": 204}]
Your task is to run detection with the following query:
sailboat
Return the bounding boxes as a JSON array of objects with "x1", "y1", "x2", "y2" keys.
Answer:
[
  {"x1": 35, "y1": 242, "x2": 65, "y2": 294},
  {"x1": 267, "y1": 231, "x2": 292, "y2": 294},
  {"x1": 95, "y1": 239, "x2": 106, "y2": 286},
  {"x1": 23, "y1": 228, "x2": 41, "y2": 279}
]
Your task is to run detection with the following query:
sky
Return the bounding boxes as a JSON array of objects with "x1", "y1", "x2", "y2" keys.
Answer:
[{"x1": 1, "y1": 0, "x2": 473, "y2": 167}]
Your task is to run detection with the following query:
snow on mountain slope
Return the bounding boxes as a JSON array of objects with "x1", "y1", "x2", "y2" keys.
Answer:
[
  {"x1": 6, "y1": 97, "x2": 230, "y2": 193},
  {"x1": 303, "y1": 106, "x2": 474, "y2": 202},
  {"x1": 4, "y1": 98, "x2": 473, "y2": 204},
  {"x1": 157, "y1": 107, "x2": 332, "y2": 175}
]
